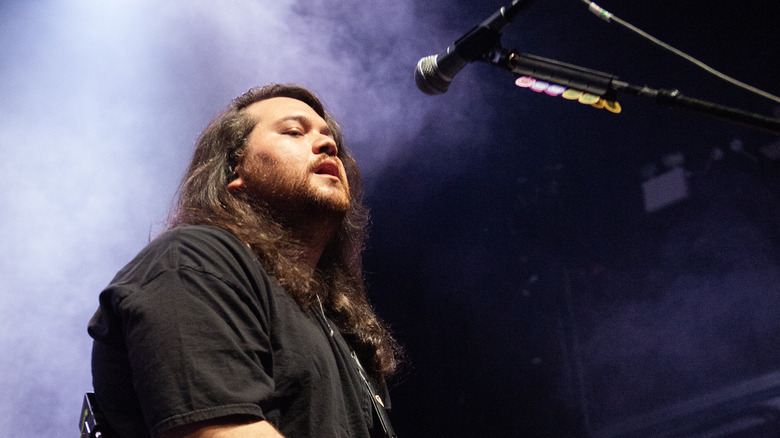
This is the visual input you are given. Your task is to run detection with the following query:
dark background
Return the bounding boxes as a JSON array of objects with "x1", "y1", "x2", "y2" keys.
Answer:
[
  {"x1": 1, "y1": 1, "x2": 778, "y2": 436},
  {"x1": 363, "y1": 1, "x2": 780, "y2": 436}
]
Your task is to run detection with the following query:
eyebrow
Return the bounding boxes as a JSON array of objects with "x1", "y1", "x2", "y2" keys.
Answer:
[{"x1": 274, "y1": 115, "x2": 332, "y2": 137}]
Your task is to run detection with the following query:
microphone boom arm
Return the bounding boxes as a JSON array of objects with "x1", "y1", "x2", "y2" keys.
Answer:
[{"x1": 483, "y1": 48, "x2": 780, "y2": 135}]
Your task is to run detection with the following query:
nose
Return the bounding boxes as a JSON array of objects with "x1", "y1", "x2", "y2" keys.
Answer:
[{"x1": 313, "y1": 133, "x2": 338, "y2": 157}]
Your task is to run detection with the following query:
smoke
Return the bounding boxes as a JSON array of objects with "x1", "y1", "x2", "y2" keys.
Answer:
[
  {"x1": 575, "y1": 171, "x2": 780, "y2": 430},
  {"x1": 0, "y1": 0, "x2": 480, "y2": 435}
]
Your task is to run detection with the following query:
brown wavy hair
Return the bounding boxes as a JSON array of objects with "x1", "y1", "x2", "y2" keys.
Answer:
[{"x1": 167, "y1": 84, "x2": 400, "y2": 379}]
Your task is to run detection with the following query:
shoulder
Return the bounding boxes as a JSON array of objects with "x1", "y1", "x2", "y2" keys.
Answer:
[
  {"x1": 152, "y1": 224, "x2": 247, "y2": 256},
  {"x1": 91, "y1": 224, "x2": 273, "y2": 340},
  {"x1": 103, "y1": 225, "x2": 268, "y2": 306},
  {"x1": 126, "y1": 225, "x2": 254, "y2": 276}
]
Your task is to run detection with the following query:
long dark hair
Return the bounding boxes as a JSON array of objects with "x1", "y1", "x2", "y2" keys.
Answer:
[{"x1": 167, "y1": 84, "x2": 400, "y2": 379}]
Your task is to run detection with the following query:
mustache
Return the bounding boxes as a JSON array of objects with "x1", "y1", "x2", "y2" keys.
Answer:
[{"x1": 310, "y1": 155, "x2": 343, "y2": 177}]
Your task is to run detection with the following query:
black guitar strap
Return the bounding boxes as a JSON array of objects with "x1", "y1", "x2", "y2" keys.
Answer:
[
  {"x1": 351, "y1": 351, "x2": 398, "y2": 438},
  {"x1": 316, "y1": 295, "x2": 397, "y2": 437}
]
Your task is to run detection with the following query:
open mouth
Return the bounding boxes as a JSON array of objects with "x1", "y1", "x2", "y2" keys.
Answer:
[{"x1": 314, "y1": 161, "x2": 340, "y2": 179}]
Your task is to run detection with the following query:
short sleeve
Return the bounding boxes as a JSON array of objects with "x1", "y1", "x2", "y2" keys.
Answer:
[
  {"x1": 89, "y1": 225, "x2": 380, "y2": 438},
  {"x1": 89, "y1": 226, "x2": 278, "y2": 437},
  {"x1": 117, "y1": 266, "x2": 273, "y2": 434}
]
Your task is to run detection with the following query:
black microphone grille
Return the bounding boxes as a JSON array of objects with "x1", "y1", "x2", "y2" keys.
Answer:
[{"x1": 415, "y1": 55, "x2": 450, "y2": 95}]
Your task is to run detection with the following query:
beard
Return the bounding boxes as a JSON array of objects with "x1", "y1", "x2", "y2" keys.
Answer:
[{"x1": 239, "y1": 160, "x2": 351, "y2": 224}]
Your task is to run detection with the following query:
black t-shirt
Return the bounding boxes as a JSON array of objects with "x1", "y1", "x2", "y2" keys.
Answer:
[{"x1": 88, "y1": 225, "x2": 386, "y2": 438}]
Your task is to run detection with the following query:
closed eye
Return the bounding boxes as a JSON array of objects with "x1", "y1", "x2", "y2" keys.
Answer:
[{"x1": 283, "y1": 129, "x2": 304, "y2": 136}]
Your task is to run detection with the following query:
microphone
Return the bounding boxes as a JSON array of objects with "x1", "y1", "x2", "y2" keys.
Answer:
[{"x1": 415, "y1": 0, "x2": 534, "y2": 95}]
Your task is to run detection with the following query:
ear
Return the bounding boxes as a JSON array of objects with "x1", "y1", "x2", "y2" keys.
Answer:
[{"x1": 227, "y1": 175, "x2": 245, "y2": 190}]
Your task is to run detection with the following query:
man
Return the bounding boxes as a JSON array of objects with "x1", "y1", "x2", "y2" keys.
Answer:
[{"x1": 88, "y1": 84, "x2": 401, "y2": 438}]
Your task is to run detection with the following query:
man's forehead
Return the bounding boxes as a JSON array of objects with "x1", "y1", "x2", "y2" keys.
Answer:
[{"x1": 245, "y1": 97, "x2": 323, "y2": 122}]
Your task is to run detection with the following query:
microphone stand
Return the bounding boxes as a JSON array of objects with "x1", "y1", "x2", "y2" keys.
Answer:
[{"x1": 484, "y1": 48, "x2": 780, "y2": 136}]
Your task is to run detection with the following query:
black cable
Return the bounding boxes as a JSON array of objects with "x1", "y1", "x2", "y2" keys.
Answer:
[{"x1": 579, "y1": 0, "x2": 780, "y2": 105}]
